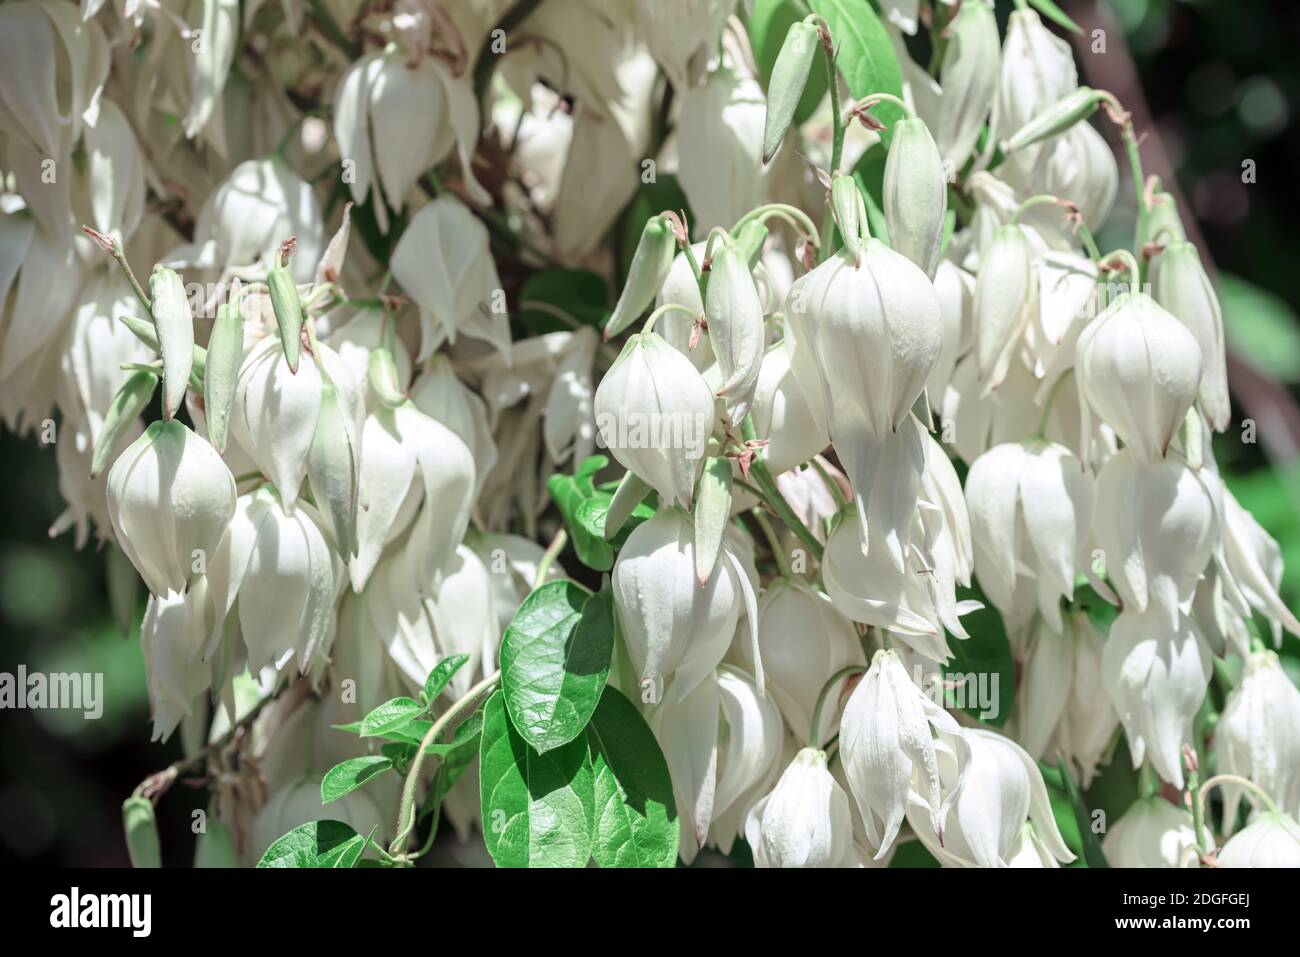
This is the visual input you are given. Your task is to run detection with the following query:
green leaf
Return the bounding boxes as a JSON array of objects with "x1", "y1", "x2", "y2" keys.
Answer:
[
  {"x1": 359, "y1": 696, "x2": 424, "y2": 738},
  {"x1": 423, "y1": 654, "x2": 470, "y2": 706},
  {"x1": 942, "y1": 577, "x2": 1014, "y2": 726},
  {"x1": 500, "y1": 580, "x2": 614, "y2": 753},
  {"x1": 548, "y1": 456, "x2": 616, "y2": 571},
  {"x1": 479, "y1": 691, "x2": 595, "y2": 867},
  {"x1": 585, "y1": 686, "x2": 679, "y2": 868},
  {"x1": 888, "y1": 839, "x2": 941, "y2": 868},
  {"x1": 1218, "y1": 273, "x2": 1300, "y2": 384},
  {"x1": 809, "y1": 0, "x2": 904, "y2": 141},
  {"x1": 748, "y1": 0, "x2": 830, "y2": 128},
  {"x1": 321, "y1": 756, "x2": 394, "y2": 804},
  {"x1": 419, "y1": 711, "x2": 486, "y2": 820},
  {"x1": 518, "y1": 268, "x2": 609, "y2": 335},
  {"x1": 335, "y1": 826, "x2": 375, "y2": 868},
  {"x1": 1028, "y1": 0, "x2": 1083, "y2": 35},
  {"x1": 423, "y1": 709, "x2": 484, "y2": 756},
  {"x1": 256, "y1": 820, "x2": 364, "y2": 868}
]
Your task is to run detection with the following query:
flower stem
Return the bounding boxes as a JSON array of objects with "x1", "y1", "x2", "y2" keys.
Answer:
[
  {"x1": 534, "y1": 528, "x2": 567, "y2": 588},
  {"x1": 83, "y1": 226, "x2": 151, "y2": 312},
  {"x1": 389, "y1": 671, "x2": 502, "y2": 860},
  {"x1": 751, "y1": 509, "x2": 791, "y2": 578},
  {"x1": 741, "y1": 419, "x2": 823, "y2": 561}
]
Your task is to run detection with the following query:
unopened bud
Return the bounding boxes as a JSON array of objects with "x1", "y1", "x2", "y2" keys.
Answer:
[
  {"x1": 1005, "y1": 87, "x2": 1102, "y2": 153},
  {"x1": 203, "y1": 294, "x2": 245, "y2": 452},
  {"x1": 149, "y1": 266, "x2": 193, "y2": 419},
  {"x1": 91, "y1": 369, "x2": 158, "y2": 478},
  {"x1": 693, "y1": 456, "x2": 733, "y2": 585},
  {"x1": 762, "y1": 21, "x2": 820, "y2": 164},
  {"x1": 606, "y1": 215, "x2": 677, "y2": 339},
  {"x1": 268, "y1": 264, "x2": 304, "y2": 373}
]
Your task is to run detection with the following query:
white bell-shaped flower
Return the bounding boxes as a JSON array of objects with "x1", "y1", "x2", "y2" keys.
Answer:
[
  {"x1": 1219, "y1": 484, "x2": 1300, "y2": 641},
  {"x1": 745, "y1": 747, "x2": 856, "y2": 868},
  {"x1": 1093, "y1": 449, "x2": 1219, "y2": 626},
  {"x1": 935, "y1": 0, "x2": 1001, "y2": 171},
  {"x1": 790, "y1": 243, "x2": 943, "y2": 567},
  {"x1": 907, "y1": 727, "x2": 1075, "y2": 868},
  {"x1": 1214, "y1": 650, "x2": 1300, "y2": 822},
  {"x1": 1217, "y1": 811, "x2": 1300, "y2": 868},
  {"x1": 350, "y1": 400, "x2": 477, "y2": 594},
  {"x1": 676, "y1": 67, "x2": 769, "y2": 234},
  {"x1": 993, "y1": 8, "x2": 1078, "y2": 181},
  {"x1": 973, "y1": 224, "x2": 1035, "y2": 395},
  {"x1": 732, "y1": 578, "x2": 862, "y2": 745},
  {"x1": 1101, "y1": 796, "x2": 1204, "y2": 868},
  {"x1": 1153, "y1": 241, "x2": 1230, "y2": 432},
  {"x1": 1075, "y1": 292, "x2": 1203, "y2": 464},
  {"x1": 634, "y1": 0, "x2": 730, "y2": 92},
  {"x1": 612, "y1": 508, "x2": 758, "y2": 703},
  {"x1": 107, "y1": 420, "x2": 237, "y2": 597},
  {"x1": 1103, "y1": 607, "x2": 1211, "y2": 788},
  {"x1": 748, "y1": 319, "x2": 830, "y2": 475},
  {"x1": 965, "y1": 438, "x2": 1092, "y2": 630},
  {"x1": 839, "y1": 648, "x2": 970, "y2": 858},
  {"x1": 651, "y1": 665, "x2": 783, "y2": 863},
  {"x1": 204, "y1": 487, "x2": 344, "y2": 674},
  {"x1": 594, "y1": 332, "x2": 716, "y2": 509},
  {"x1": 140, "y1": 582, "x2": 213, "y2": 742},
  {"x1": 1048, "y1": 611, "x2": 1117, "y2": 787}
]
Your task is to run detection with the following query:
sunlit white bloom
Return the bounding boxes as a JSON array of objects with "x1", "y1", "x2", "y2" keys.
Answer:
[
  {"x1": 840, "y1": 649, "x2": 971, "y2": 858},
  {"x1": 677, "y1": 68, "x2": 769, "y2": 235},
  {"x1": 1048, "y1": 611, "x2": 1118, "y2": 787},
  {"x1": 107, "y1": 420, "x2": 236, "y2": 596},
  {"x1": 1102, "y1": 796, "x2": 1204, "y2": 868},
  {"x1": 993, "y1": 8, "x2": 1078, "y2": 181},
  {"x1": 1217, "y1": 811, "x2": 1300, "y2": 868},
  {"x1": 1218, "y1": 484, "x2": 1300, "y2": 642},
  {"x1": 1214, "y1": 650, "x2": 1300, "y2": 822},
  {"x1": 140, "y1": 581, "x2": 213, "y2": 742},
  {"x1": 745, "y1": 747, "x2": 857, "y2": 868},
  {"x1": 908, "y1": 727, "x2": 1074, "y2": 868}
]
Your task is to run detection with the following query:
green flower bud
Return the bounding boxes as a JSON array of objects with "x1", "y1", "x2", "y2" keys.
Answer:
[
  {"x1": 149, "y1": 266, "x2": 193, "y2": 419},
  {"x1": 308, "y1": 382, "x2": 359, "y2": 554},
  {"x1": 91, "y1": 368, "x2": 158, "y2": 478},
  {"x1": 606, "y1": 215, "x2": 677, "y2": 340},
  {"x1": 268, "y1": 265, "x2": 304, "y2": 373},
  {"x1": 884, "y1": 116, "x2": 947, "y2": 279},
  {"x1": 122, "y1": 796, "x2": 161, "y2": 868},
  {"x1": 693, "y1": 455, "x2": 733, "y2": 585},
  {"x1": 367, "y1": 347, "x2": 406, "y2": 408},
  {"x1": 203, "y1": 294, "x2": 245, "y2": 453},
  {"x1": 831, "y1": 173, "x2": 868, "y2": 262},
  {"x1": 1144, "y1": 190, "x2": 1185, "y2": 248},
  {"x1": 762, "y1": 21, "x2": 820, "y2": 164},
  {"x1": 1004, "y1": 87, "x2": 1101, "y2": 153}
]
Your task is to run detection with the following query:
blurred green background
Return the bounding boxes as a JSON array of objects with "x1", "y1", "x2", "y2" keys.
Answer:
[{"x1": 1, "y1": 0, "x2": 1298, "y2": 866}]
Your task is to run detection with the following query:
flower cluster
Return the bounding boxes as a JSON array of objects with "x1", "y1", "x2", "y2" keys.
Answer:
[{"x1": 2, "y1": 0, "x2": 1297, "y2": 869}]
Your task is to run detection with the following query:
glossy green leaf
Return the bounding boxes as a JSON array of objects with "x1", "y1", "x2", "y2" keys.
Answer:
[
  {"x1": 359, "y1": 696, "x2": 424, "y2": 738},
  {"x1": 479, "y1": 691, "x2": 595, "y2": 867},
  {"x1": 1054, "y1": 758, "x2": 1109, "y2": 868},
  {"x1": 585, "y1": 686, "x2": 679, "y2": 868},
  {"x1": 321, "y1": 756, "x2": 393, "y2": 804},
  {"x1": 518, "y1": 268, "x2": 609, "y2": 335},
  {"x1": 423, "y1": 654, "x2": 470, "y2": 706},
  {"x1": 500, "y1": 580, "x2": 613, "y2": 753},
  {"x1": 256, "y1": 820, "x2": 364, "y2": 868}
]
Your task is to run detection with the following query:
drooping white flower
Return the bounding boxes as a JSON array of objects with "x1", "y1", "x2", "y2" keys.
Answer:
[
  {"x1": 1217, "y1": 811, "x2": 1300, "y2": 867},
  {"x1": 1093, "y1": 449, "x2": 1219, "y2": 627},
  {"x1": 390, "y1": 196, "x2": 510, "y2": 361},
  {"x1": 1075, "y1": 292, "x2": 1203, "y2": 465},
  {"x1": 140, "y1": 581, "x2": 213, "y2": 742},
  {"x1": 1218, "y1": 483, "x2": 1300, "y2": 642},
  {"x1": 1103, "y1": 607, "x2": 1211, "y2": 788},
  {"x1": 973, "y1": 224, "x2": 1035, "y2": 395},
  {"x1": 677, "y1": 67, "x2": 769, "y2": 235},
  {"x1": 1214, "y1": 650, "x2": 1300, "y2": 822},
  {"x1": 992, "y1": 8, "x2": 1078, "y2": 182},
  {"x1": 612, "y1": 508, "x2": 759, "y2": 703},
  {"x1": 594, "y1": 332, "x2": 715, "y2": 509},
  {"x1": 651, "y1": 665, "x2": 783, "y2": 863},
  {"x1": 790, "y1": 244, "x2": 943, "y2": 567},
  {"x1": 634, "y1": 0, "x2": 730, "y2": 91},
  {"x1": 748, "y1": 325, "x2": 831, "y2": 475},
  {"x1": 965, "y1": 438, "x2": 1092, "y2": 630},
  {"x1": 935, "y1": 0, "x2": 1001, "y2": 170},
  {"x1": 839, "y1": 648, "x2": 970, "y2": 858},
  {"x1": 107, "y1": 420, "x2": 236, "y2": 597},
  {"x1": 732, "y1": 578, "x2": 862, "y2": 746},
  {"x1": 1102, "y1": 796, "x2": 1204, "y2": 868},
  {"x1": 204, "y1": 487, "x2": 344, "y2": 674},
  {"x1": 745, "y1": 747, "x2": 856, "y2": 868},
  {"x1": 907, "y1": 727, "x2": 1074, "y2": 868},
  {"x1": 1048, "y1": 611, "x2": 1118, "y2": 787}
]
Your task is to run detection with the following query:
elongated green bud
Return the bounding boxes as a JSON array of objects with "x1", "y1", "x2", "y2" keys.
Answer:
[
  {"x1": 122, "y1": 796, "x2": 161, "y2": 868},
  {"x1": 606, "y1": 215, "x2": 677, "y2": 340},
  {"x1": 735, "y1": 219, "x2": 770, "y2": 269},
  {"x1": 368, "y1": 348, "x2": 406, "y2": 408},
  {"x1": 693, "y1": 456, "x2": 733, "y2": 585},
  {"x1": 603, "y1": 469, "x2": 653, "y2": 540},
  {"x1": 149, "y1": 266, "x2": 193, "y2": 419},
  {"x1": 1143, "y1": 190, "x2": 1185, "y2": 248},
  {"x1": 91, "y1": 369, "x2": 158, "y2": 478},
  {"x1": 117, "y1": 314, "x2": 209, "y2": 378},
  {"x1": 203, "y1": 295, "x2": 245, "y2": 453},
  {"x1": 1005, "y1": 87, "x2": 1102, "y2": 153},
  {"x1": 309, "y1": 383, "x2": 358, "y2": 554},
  {"x1": 763, "y1": 21, "x2": 820, "y2": 164},
  {"x1": 831, "y1": 173, "x2": 868, "y2": 261},
  {"x1": 884, "y1": 116, "x2": 947, "y2": 279},
  {"x1": 268, "y1": 266, "x2": 304, "y2": 373}
]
